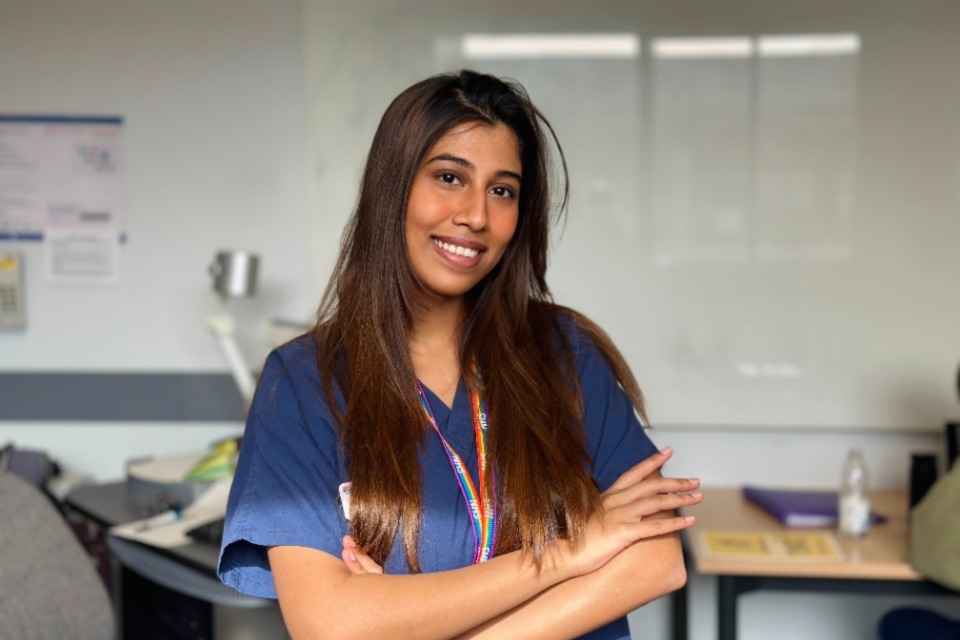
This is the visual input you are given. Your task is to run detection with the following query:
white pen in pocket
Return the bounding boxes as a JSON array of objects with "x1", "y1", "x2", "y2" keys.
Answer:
[{"x1": 338, "y1": 481, "x2": 352, "y2": 520}]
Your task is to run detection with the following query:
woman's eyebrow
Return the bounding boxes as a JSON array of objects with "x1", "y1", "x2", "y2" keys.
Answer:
[{"x1": 425, "y1": 153, "x2": 522, "y2": 183}]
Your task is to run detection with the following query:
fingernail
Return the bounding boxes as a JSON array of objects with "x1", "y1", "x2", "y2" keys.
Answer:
[
  {"x1": 684, "y1": 515, "x2": 695, "y2": 523},
  {"x1": 689, "y1": 478, "x2": 700, "y2": 486},
  {"x1": 691, "y1": 491, "x2": 702, "y2": 499},
  {"x1": 660, "y1": 446, "x2": 673, "y2": 456},
  {"x1": 347, "y1": 550, "x2": 357, "y2": 562}
]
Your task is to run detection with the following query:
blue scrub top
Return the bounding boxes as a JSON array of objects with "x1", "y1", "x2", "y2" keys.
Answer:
[{"x1": 219, "y1": 321, "x2": 658, "y2": 640}]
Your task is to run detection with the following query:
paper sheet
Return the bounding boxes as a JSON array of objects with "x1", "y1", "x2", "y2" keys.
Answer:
[
  {"x1": 110, "y1": 479, "x2": 231, "y2": 549},
  {"x1": 127, "y1": 452, "x2": 208, "y2": 483},
  {"x1": 700, "y1": 530, "x2": 844, "y2": 562},
  {"x1": 0, "y1": 116, "x2": 125, "y2": 285}
]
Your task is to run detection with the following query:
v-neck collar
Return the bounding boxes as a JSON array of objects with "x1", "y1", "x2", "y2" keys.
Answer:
[{"x1": 418, "y1": 379, "x2": 472, "y2": 452}]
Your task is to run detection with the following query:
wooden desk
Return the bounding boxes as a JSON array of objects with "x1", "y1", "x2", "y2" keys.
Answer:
[{"x1": 684, "y1": 488, "x2": 955, "y2": 640}]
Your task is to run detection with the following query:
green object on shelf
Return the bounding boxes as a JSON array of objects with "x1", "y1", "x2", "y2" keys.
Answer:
[{"x1": 183, "y1": 438, "x2": 239, "y2": 482}]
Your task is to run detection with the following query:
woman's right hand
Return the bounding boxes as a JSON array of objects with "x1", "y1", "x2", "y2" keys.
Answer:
[
  {"x1": 341, "y1": 535, "x2": 384, "y2": 575},
  {"x1": 561, "y1": 446, "x2": 701, "y2": 578}
]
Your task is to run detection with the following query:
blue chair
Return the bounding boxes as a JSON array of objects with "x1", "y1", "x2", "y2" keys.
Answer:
[{"x1": 878, "y1": 607, "x2": 960, "y2": 639}]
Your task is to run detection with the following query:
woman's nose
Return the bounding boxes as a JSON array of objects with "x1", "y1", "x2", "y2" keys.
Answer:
[{"x1": 452, "y1": 188, "x2": 488, "y2": 230}]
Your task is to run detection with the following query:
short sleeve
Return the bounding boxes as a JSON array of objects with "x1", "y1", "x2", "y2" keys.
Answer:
[
  {"x1": 218, "y1": 343, "x2": 348, "y2": 599},
  {"x1": 569, "y1": 324, "x2": 659, "y2": 493}
]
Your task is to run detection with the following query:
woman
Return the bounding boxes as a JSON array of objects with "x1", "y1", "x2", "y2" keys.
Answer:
[{"x1": 219, "y1": 70, "x2": 702, "y2": 639}]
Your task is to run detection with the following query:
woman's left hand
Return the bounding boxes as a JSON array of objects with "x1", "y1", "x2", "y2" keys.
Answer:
[{"x1": 341, "y1": 535, "x2": 384, "y2": 575}]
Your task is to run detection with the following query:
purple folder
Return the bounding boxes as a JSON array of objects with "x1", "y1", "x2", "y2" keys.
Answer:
[{"x1": 742, "y1": 486, "x2": 887, "y2": 527}]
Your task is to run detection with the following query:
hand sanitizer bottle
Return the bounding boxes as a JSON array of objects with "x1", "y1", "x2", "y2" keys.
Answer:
[{"x1": 839, "y1": 449, "x2": 871, "y2": 538}]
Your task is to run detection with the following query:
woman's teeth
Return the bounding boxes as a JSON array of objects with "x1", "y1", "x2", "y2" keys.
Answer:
[{"x1": 434, "y1": 239, "x2": 479, "y2": 259}]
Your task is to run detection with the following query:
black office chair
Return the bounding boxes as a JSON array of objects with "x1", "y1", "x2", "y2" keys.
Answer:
[{"x1": 0, "y1": 472, "x2": 116, "y2": 640}]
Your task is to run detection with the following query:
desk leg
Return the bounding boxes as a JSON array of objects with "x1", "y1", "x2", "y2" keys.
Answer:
[
  {"x1": 671, "y1": 583, "x2": 688, "y2": 640},
  {"x1": 718, "y1": 576, "x2": 739, "y2": 640}
]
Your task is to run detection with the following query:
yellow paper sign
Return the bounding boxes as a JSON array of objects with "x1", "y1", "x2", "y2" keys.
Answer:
[{"x1": 703, "y1": 531, "x2": 843, "y2": 561}]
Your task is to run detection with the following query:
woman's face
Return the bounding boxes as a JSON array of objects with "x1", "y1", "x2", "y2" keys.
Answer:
[{"x1": 405, "y1": 122, "x2": 521, "y2": 304}]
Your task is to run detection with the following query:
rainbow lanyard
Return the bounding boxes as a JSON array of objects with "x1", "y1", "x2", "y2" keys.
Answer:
[{"x1": 416, "y1": 367, "x2": 496, "y2": 563}]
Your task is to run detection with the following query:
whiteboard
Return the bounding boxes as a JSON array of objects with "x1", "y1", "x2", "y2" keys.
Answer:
[{"x1": 303, "y1": 0, "x2": 960, "y2": 430}]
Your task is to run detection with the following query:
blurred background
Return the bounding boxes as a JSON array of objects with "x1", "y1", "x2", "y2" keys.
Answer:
[{"x1": 1, "y1": 1, "x2": 959, "y2": 638}]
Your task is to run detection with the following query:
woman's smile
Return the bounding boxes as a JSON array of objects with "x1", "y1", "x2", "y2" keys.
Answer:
[{"x1": 431, "y1": 235, "x2": 486, "y2": 267}]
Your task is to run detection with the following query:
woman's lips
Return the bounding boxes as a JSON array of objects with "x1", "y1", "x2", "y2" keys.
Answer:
[{"x1": 432, "y1": 237, "x2": 485, "y2": 268}]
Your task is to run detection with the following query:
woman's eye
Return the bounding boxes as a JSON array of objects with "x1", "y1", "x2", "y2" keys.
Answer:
[
  {"x1": 490, "y1": 186, "x2": 516, "y2": 199},
  {"x1": 438, "y1": 172, "x2": 461, "y2": 185}
]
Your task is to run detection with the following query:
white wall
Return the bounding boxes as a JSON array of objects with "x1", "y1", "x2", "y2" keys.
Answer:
[
  {"x1": 0, "y1": 0, "x2": 312, "y2": 477},
  {"x1": 0, "y1": 0, "x2": 312, "y2": 371}
]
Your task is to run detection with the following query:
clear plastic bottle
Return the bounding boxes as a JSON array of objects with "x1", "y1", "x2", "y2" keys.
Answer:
[{"x1": 838, "y1": 449, "x2": 871, "y2": 538}]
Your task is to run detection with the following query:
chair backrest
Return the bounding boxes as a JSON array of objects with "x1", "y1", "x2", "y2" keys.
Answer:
[{"x1": 0, "y1": 472, "x2": 116, "y2": 640}]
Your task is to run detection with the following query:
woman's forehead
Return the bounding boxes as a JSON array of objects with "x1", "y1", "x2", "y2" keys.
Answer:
[{"x1": 422, "y1": 123, "x2": 521, "y2": 171}]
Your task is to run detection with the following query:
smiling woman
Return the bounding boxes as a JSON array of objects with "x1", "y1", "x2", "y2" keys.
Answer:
[{"x1": 217, "y1": 70, "x2": 701, "y2": 640}]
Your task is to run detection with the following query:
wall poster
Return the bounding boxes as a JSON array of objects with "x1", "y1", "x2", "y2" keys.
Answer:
[{"x1": 0, "y1": 115, "x2": 125, "y2": 285}]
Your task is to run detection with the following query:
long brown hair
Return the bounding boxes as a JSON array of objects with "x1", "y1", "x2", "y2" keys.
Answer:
[{"x1": 315, "y1": 70, "x2": 647, "y2": 570}]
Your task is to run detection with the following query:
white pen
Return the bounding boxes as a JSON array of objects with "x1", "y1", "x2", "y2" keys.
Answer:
[{"x1": 136, "y1": 508, "x2": 182, "y2": 532}]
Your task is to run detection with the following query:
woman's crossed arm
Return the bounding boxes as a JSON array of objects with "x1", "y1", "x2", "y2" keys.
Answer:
[{"x1": 268, "y1": 449, "x2": 700, "y2": 640}]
